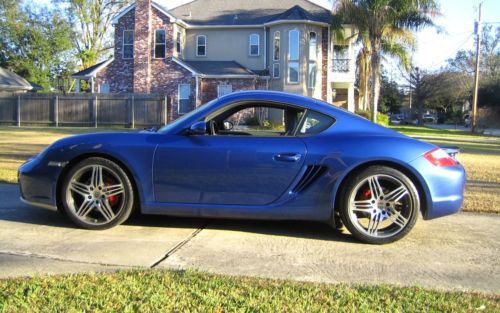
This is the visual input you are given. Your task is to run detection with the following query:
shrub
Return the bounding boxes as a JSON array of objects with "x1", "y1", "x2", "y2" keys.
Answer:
[
  {"x1": 377, "y1": 113, "x2": 389, "y2": 126},
  {"x1": 355, "y1": 110, "x2": 371, "y2": 120},
  {"x1": 355, "y1": 110, "x2": 389, "y2": 126}
]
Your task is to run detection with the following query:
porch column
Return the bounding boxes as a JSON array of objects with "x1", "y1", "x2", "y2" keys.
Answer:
[
  {"x1": 75, "y1": 80, "x2": 81, "y2": 93},
  {"x1": 347, "y1": 85, "x2": 355, "y2": 113}
]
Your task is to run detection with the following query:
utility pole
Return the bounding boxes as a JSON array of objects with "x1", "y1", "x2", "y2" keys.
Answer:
[{"x1": 471, "y1": 2, "x2": 482, "y2": 133}]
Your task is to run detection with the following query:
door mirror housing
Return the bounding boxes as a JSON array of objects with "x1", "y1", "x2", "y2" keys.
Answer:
[
  {"x1": 188, "y1": 121, "x2": 206, "y2": 135},
  {"x1": 223, "y1": 121, "x2": 234, "y2": 130}
]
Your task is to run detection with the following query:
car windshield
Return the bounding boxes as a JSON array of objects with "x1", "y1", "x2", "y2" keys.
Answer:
[{"x1": 158, "y1": 98, "x2": 218, "y2": 133}]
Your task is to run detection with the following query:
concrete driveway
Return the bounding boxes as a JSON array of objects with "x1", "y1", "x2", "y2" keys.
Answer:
[{"x1": 1, "y1": 183, "x2": 499, "y2": 293}]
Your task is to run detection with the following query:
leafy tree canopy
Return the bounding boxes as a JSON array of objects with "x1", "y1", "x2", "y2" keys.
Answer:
[{"x1": 0, "y1": 0, "x2": 75, "y2": 91}]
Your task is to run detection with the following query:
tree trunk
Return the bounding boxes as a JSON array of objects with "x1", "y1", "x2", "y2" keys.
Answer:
[{"x1": 370, "y1": 40, "x2": 382, "y2": 123}]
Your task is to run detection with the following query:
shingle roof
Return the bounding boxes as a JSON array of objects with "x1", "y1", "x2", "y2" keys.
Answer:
[
  {"x1": 183, "y1": 60, "x2": 256, "y2": 76},
  {"x1": 169, "y1": 0, "x2": 332, "y2": 26},
  {"x1": 72, "y1": 59, "x2": 113, "y2": 78},
  {"x1": 0, "y1": 67, "x2": 34, "y2": 91}
]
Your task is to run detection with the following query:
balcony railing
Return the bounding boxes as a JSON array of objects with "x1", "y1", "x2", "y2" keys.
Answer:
[{"x1": 332, "y1": 59, "x2": 351, "y2": 73}]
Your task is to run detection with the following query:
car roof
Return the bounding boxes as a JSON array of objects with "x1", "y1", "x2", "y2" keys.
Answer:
[
  {"x1": 216, "y1": 90, "x2": 353, "y2": 117},
  {"x1": 161, "y1": 90, "x2": 400, "y2": 137}
]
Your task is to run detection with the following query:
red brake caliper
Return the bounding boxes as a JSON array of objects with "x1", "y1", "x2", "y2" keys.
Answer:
[
  {"x1": 362, "y1": 188, "x2": 372, "y2": 199},
  {"x1": 106, "y1": 178, "x2": 120, "y2": 206}
]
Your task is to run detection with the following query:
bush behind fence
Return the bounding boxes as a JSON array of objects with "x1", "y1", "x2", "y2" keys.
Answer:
[{"x1": 0, "y1": 93, "x2": 171, "y2": 128}]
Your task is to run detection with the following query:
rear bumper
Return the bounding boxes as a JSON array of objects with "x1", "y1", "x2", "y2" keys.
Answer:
[{"x1": 410, "y1": 156, "x2": 466, "y2": 220}]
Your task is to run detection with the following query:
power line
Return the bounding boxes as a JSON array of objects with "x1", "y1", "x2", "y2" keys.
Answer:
[{"x1": 425, "y1": 33, "x2": 474, "y2": 69}]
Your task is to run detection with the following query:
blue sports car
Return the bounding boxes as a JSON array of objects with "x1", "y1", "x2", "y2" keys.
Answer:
[{"x1": 18, "y1": 91, "x2": 465, "y2": 244}]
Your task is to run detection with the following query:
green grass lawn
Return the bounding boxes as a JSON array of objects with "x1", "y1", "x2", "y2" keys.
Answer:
[{"x1": 0, "y1": 270, "x2": 498, "y2": 312}]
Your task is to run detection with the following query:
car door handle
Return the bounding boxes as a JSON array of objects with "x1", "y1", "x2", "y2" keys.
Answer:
[{"x1": 273, "y1": 153, "x2": 302, "y2": 162}]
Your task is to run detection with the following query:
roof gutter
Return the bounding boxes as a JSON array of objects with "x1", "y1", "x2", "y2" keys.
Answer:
[{"x1": 0, "y1": 84, "x2": 32, "y2": 91}]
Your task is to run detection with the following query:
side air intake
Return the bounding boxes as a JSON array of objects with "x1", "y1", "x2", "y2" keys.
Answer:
[{"x1": 292, "y1": 165, "x2": 327, "y2": 193}]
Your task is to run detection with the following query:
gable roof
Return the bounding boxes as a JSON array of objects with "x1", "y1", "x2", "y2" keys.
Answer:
[
  {"x1": 72, "y1": 59, "x2": 114, "y2": 79},
  {"x1": 112, "y1": 1, "x2": 177, "y2": 25},
  {"x1": 169, "y1": 0, "x2": 332, "y2": 26},
  {"x1": 0, "y1": 67, "x2": 35, "y2": 91}
]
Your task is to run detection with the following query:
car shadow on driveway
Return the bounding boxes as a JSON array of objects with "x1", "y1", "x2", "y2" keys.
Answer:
[
  {"x1": 126, "y1": 214, "x2": 357, "y2": 243},
  {"x1": 1, "y1": 204, "x2": 356, "y2": 244},
  {"x1": 1, "y1": 183, "x2": 355, "y2": 243}
]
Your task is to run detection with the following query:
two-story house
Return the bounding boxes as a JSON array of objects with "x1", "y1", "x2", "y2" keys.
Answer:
[{"x1": 72, "y1": 0, "x2": 357, "y2": 119}]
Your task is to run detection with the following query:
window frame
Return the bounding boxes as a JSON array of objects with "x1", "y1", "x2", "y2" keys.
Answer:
[
  {"x1": 273, "y1": 31, "x2": 280, "y2": 61},
  {"x1": 217, "y1": 84, "x2": 233, "y2": 97},
  {"x1": 287, "y1": 30, "x2": 300, "y2": 84},
  {"x1": 296, "y1": 109, "x2": 335, "y2": 136},
  {"x1": 308, "y1": 61, "x2": 317, "y2": 89},
  {"x1": 273, "y1": 63, "x2": 280, "y2": 79},
  {"x1": 154, "y1": 29, "x2": 167, "y2": 59},
  {"x1": 122, "y1": 30, "x2": 134, "y2": 59},
  {"x1": 288, "y1": 29, "x2": 299, "y2": 61},
  {"x1": 178, "y1": 84, "x2": 191, "y2": 115},
  {"x1": 249, "y1": 33, "x2": 260, "y2": 56},
  {"x1": 288, "y1": 62, "x2": 299, "y2": 84},
  {"x1": 176, "y1": 31, "x2": 182, "y2": 54},
  {"x1": 308, "y1": 31, "x2": 317, "y2": 61},
  {"x1": 204, "y1": 101, "x2": 335, "y2": 138},
  {"x1": 308, "y1": 31, "x2": 317, "y2": 89},
  {"x1": 196, "y1": 35, "x2": 207, "y2": 57}
]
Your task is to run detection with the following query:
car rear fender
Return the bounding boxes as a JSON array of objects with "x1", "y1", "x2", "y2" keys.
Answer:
[{"x1": 330, "y1": 158, "x2": 432, "y2": 222}]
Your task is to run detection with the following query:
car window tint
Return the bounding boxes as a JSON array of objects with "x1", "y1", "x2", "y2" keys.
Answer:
[
  {"x1": 298, "y1": 110, "x2": 334, "y2": 135},
  {"x1": 209, "y1": 105, "x2": 305, "y2": 137}
]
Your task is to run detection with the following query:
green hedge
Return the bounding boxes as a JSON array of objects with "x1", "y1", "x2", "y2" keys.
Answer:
[{"x1": 355, "y1": 110, "x2": 389, "y2": 126}]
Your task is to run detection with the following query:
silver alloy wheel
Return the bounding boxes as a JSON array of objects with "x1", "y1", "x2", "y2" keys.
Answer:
[
  {"x1": 347, "y1": 174, "x2": 413, "y2": 239},
  {"x1": 65, "y1": 164, "x2": 126, "y2": 226}
]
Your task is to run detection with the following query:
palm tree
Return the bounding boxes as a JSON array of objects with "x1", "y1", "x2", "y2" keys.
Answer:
[{"x1": 333, "y1": 0, "x2": 439, "y2": 122}]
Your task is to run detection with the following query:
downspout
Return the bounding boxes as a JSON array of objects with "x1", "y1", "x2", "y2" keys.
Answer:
[
  {"x1": 263, "y1": 26, "x2": 267, "y2": 70},
  {"x1": 195, "y1": 75, "x2": 199, "y2": 106}
]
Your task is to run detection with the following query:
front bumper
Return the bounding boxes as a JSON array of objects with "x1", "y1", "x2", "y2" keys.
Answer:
[{"x1": 18, "y1": 157, "x2": 63, "y2": 211}]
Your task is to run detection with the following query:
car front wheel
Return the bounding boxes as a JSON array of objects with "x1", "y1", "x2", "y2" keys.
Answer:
[
  {"x1": 339, "y1": 166, "x2": 420, "y2": 244},
  {"x1": 61, "y1": 157, "x2": 134, "y2": 230}
]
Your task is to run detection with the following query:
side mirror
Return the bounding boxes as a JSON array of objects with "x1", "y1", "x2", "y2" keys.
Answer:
[
  {"x1": 223, "y1": 121, "x2": 234, "y2": 130},
  {"x1": 188, "y1": 121, "x2": 206, "y2": 135}
]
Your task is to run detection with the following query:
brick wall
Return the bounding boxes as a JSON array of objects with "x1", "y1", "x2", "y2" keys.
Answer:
[
  {"x1": 321, "y1": 27, "x2": 328, "y2": 102},
  {"x1": 96, "y1": 1, "x2": 196, "y2": 122},
  {"x1": 133, "y1": 0, "x2": 152, "y2": 93},
  {"x1": 200, "y1": 78, "x2": 257, "y2": 104},
  {"x1": 96, "y1": 9, "x2": 135, "y2": 93}
]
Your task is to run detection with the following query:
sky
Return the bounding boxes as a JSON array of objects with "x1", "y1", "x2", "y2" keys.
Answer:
[{"x1": 34, "y1": 0, "x2": 499, "y2": 73}]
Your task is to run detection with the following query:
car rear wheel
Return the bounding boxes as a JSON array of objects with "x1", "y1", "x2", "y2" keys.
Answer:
[
  {"x1": 61, "y1": 157, "x2": 134, "y2": 230},
  {"x1": 339, "y1": 166, "x2": 419, "y2": 244}
]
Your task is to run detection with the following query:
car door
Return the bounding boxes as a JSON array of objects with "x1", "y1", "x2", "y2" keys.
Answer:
[{"x1": 152, "y1": 105, "x2": 307, "y2": 206}]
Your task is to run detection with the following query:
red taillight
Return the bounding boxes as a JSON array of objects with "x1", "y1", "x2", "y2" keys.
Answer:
[{"x1": 424, "y1": 148, "x2": 457, "y2": 167}]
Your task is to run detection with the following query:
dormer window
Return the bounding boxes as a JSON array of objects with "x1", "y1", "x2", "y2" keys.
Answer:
[
  {"x1": 123, "y1": 30, "x2": 134, "y2": 59},
  {"x1": 197, "y1": 35, "x2": 206, "y2": 57},
  {"x1": 249, "y1": 34, "x2": 259, "y2": 56},
  {"x1": 154, "y1": 29, "x2": 166, "y2": 59}
]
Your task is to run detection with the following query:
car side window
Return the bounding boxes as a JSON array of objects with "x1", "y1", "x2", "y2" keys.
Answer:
[
  {"x1": 297, "y1": 110, "x2": 335, "y2": 136},
  {"x1": 207, "y1": 104, "x2": 305, "y2": 137}
]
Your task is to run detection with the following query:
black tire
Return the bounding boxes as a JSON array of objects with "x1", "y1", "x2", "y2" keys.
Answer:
[
  {"x1": 60, "y1": 157, "x2": 135, "y2": 230},
  {"x1": 339, "y1": 166, "x2": 419, "y2": 244}
]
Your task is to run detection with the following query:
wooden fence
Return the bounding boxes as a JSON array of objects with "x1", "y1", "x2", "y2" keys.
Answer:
[{"x1": 0, "y1": 93, "x2": 171, "y2": 128}]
